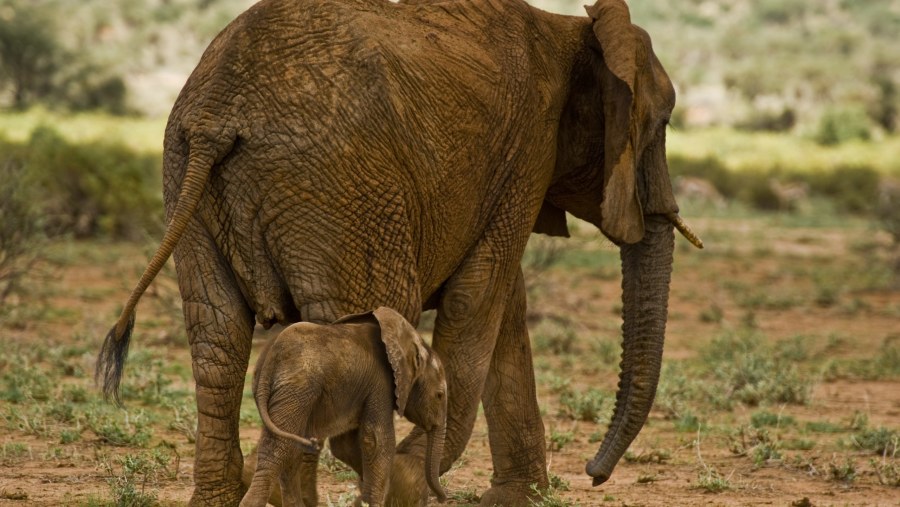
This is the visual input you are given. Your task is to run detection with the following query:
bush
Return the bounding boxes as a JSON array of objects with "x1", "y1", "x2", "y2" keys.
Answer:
[
  {"x1": 704, "y1": 331, "x2": 813, "y2": 407},
  {"x1": 736, "y1": 108, "x2": 796, "y2": 133},
  {"x1": 0, "y1": 3, "x2": 63, "y2": 109},
  {"x1": 1, "y1": 126, "x2": 164, "y2": 239},
  {"x1": 0, "y1": 147, "x2": 43, "y2": 303},
  {"x1": 668, "y1": 155, "x2": 737, "y2": 198},
  {"x1": 814, "y1": 107, "x2": 873, "y2": 146},
  {"x1": 809, "y1": 165, "x2": 881, "y2": 214}
]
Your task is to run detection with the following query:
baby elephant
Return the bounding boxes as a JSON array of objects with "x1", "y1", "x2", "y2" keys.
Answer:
[{"x1": 240, "y1": 307, "x2": 448, "y2": 507}]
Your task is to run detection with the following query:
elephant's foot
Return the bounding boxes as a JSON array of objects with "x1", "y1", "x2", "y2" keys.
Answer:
[
  {"x1": 479, "y1": 481, "x2": 545, "y2": 507},
  {"x1": 385, "y1": 453, "x2": 429, "y2": 506},
  {"x1": 189, "y1": 482, "x2": 246, "y2": 507},
  {"x1": 190, "y1": 436, "x2": 247, "y2": 506}
]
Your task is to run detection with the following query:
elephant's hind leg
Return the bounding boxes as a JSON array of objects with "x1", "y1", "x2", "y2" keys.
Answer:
[
  {"x1": 174, "y1": 224, "x2": 255, "y2": 506},
  {"x1": 278, "y1": 445, "x2": 315, "y2": 507},
  {"x1": 241, "y1": 430, "x2": 290, "y2": 507}
]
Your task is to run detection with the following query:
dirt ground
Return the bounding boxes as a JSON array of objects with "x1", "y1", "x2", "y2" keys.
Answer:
[{"x1": 1, "y1": 212, "x2": 898, "y2": 506}]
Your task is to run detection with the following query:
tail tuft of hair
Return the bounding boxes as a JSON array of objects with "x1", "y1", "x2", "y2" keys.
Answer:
[{"x1": 95, "y1": 311, "x2": 136, "y2": 406}]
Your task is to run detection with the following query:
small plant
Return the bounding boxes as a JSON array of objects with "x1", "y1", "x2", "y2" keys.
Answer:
[
  {"x1": 851, "y1": 427, "x2": 899, "y2": 455},
  {"x1": 319, "y1": 446, "x2": 354, "y2": 474},
  {"x1": 624, "y1": 449, "x2": 672, "y2": 464},
  {"x1": 827, "y1": 456, "x2": 857, "y2": 483},
  {"x1": 548, "y1": 472, "x2": 570, "y2": 491},
  {"x1": 334, "y1": 469, "x2": 358, "y2": 482},
  {"x1": 102, "y1": 450, "x2": 174, "y2": 507},
  {"x1": 167, "y1": 401, "x2": 197, "y2": 444},
  {"x1": 674, "y1": 412, "x2": 702, "y2": 433},
  {"x1": 88, "y1": 410, "x2": 153, "y2": 448},
  {"x1": 635, "y1": 472, "x2": 659, "y2": 484},
  {"x1": 59, "y1": 428, "x2": 81, "y2": 444},
  {"x1": 532, "y1": 319, "x2": 577, "y2": 355},
  {"x1": 696, "y1": 467, "x2": 731, "y2": 493},
  {"x1": 590, "y1": 338, "x2": 619, "y2": 366},
  {"x1": 119, "y1": 351, "x2": 177, "y2": 405},
  {"x1": 782, "y1": 438, "x2": 815, "y2": 451},
  {"x1": 557, "y1": 388, "x2": 608, "y2": 422},
  {"x1": 1, "y1": 361, "x2": 53, "y2": 403},
  {"x1": 848, "y1": 410, "x2": 869, "y2": 431},
  {"x1": 694, "y1": 428, "x2": 731, "y2": 493},
  {"x1": 871, "y1": 458, "x2": 900, "y2": 487},
  {"x1": 730, "y1": 426, "x2": 781, "y2": 467},
  {"x1": 699, "y1": 303, "x2": 724, "y2": 324},
  {"x1": 1, "y1": 442, "x2": 30, "y2": 460},
  {"x1": 704, "y1": 331, "x2": 813, "y2": 406},
  {"x1": 538, "y1": 373, "x2": 571, "y2": 394},
  {"x1": 653, "y1": 363, "x2": 697, "y2": 419},
  {"x1": 548, "y1": 429, "x2": 575, "y2": 452},
  {"x1": 750, "y1": 410, "x2": 795, "y2": 428},
  {"x1": 805, "y1": 420, "x2": 844, "y2": 433},
  {"x1": 528, "y1": 483, "x2": 577, "y2": 507},
  {"x1": 449, "y1": 487, "x2": 480, "y2": 503}
]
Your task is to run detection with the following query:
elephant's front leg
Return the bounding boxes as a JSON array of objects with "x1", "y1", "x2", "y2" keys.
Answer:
[
  {"x1": 393, "y1": 210, "x2": 530, "y2": 504},
  {"x1": 480, "y1": 269, "x2": 548, "y2": 506},
  {"x1": 174, "y1": 229, "x2": 255, "y2": 506},
  {"x1": 359, "y1": 418, "x2": 395, "y2": 507}
]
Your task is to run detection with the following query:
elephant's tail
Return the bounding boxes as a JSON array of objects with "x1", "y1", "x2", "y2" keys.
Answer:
[
  {"x1": 254, "y1": 334, "x2": 320, "y2": 452},
  {"x1": 96, "y1": 135, "x2": 224, "y2": 405}
]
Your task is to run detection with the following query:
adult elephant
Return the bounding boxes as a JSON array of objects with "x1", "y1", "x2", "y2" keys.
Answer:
[{"x1": 97, "y1": 0, "x2": 701, "y2": 504}]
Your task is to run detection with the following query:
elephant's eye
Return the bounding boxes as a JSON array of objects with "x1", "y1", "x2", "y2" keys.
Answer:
[{"x1": 436, "y1": 391, "x2": 444, "y2": 400}]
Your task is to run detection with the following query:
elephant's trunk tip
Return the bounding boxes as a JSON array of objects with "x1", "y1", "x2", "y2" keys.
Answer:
[
  {"x1": 665, "y1": 212, "x2": 704, "y2": 249},
  {"x1": 592, "y1": 474, "x2": 609, "y2": 487},
  {"x1": 586, "y1": 461, "x2": 611, "y2": 487}
]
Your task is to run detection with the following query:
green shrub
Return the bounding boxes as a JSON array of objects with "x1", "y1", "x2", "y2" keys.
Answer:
[
  {"x1": 102, "y1": 450, "x2": 173, "y2": 507},
  {"x1": 815, "y1": 107, "x2": 873, "y2": 146},
  {"x1": 0, "y1": 147, "x2": 43, "y2": 303},
  {"x1": 852, "y1": 427, "x2": 899, "y2": 455},
  {"x1": 827, "y1": 457, "x2": 857, "y2": 483},
  {"x1": 736, "y1": 108, "x2": 796, "y2": 133},
  {"x1": 557, "y1": 388, "x2": 608, "y2": 422},
  {"x1": 809, "y1": 165, "x2": 881, "y2": 214},
  {"x1": 667, "y1": 155, "x2": 738, "y2": 199},
  {"x1": 750, "y1": 411, "x2": 795, "y2": 428},
  {"x1": 704, "y1": 331, "x2": 813, "y2": 406},
  {"x1": 0, "y1": 127, "x2": 163, "y2": 239},
  {"x1": 695, "y1": 467, "x2": 730, "y2": 493}
]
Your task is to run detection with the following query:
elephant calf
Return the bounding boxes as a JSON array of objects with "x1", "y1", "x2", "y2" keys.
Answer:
[{"x1": 240, "y1": 307, "x2": 448, "y2": 507}]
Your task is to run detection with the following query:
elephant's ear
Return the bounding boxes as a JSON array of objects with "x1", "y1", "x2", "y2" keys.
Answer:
[
  {"x1": 371, "y1": 307, "x2": 426, "y2": 415},
  {"x1": 332, "y1": 310, "x2": 376, "y2": 325},
  {"x1": 586, "y1": 0, "x2": 644, "y2": 244},
  {"x1": 532, "y1": 200, "x2": 570, "y2": 237}
]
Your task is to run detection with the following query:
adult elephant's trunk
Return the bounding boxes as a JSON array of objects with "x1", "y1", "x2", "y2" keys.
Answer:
[
  {"x1": 586, "y1": 214, "x2": 674, "y2": 485},
  {"x1": 425, "y1": 422, "x2": 448, "y2": 502}
]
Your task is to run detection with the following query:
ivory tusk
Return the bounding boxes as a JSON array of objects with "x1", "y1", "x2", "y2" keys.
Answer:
[{"x1": 665, "y1": 212, "x2": 704, "y2": 249}]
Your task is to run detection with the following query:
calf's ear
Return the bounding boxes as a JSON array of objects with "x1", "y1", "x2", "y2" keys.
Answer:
[{"x1": 369, "y1": 307, "x2": 427, "y2": 415}]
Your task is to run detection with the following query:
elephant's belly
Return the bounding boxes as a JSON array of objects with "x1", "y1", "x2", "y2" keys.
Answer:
[{"x1": 212, "y1": 190, "x2": 424, "y2": 327}]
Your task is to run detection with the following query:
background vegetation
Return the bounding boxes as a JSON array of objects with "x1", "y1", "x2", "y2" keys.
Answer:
[{"x1": 0, "y1": 0, "x2": 898, "y2": 505}]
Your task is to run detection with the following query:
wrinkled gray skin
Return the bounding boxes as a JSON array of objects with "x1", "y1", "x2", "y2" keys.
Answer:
[
  {"x1": 97, "y1": 0, "x2": 696, "y2": 504},
  {"x1": 240, "y1": 308, "x2": 448, "y2": 507}
]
